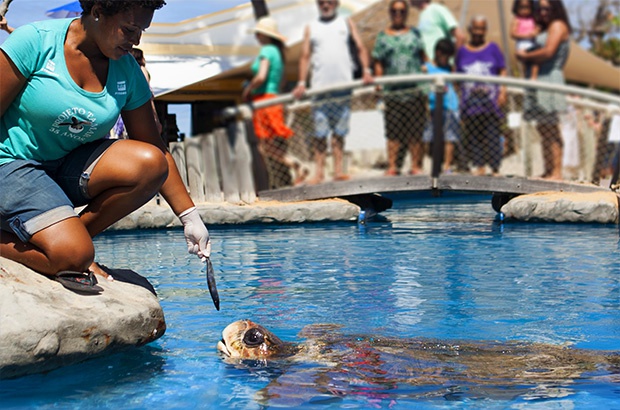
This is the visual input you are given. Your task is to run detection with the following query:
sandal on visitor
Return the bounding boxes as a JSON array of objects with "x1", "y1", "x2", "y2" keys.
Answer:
[
  {"x1": 333, "y1": 174, "x2": 350, "y2": 181},
  {"x1": 54, "y1": 271, "x2": 103, "y2": 294}
]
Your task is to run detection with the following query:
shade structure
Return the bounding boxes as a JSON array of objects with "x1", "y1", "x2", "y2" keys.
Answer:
[
  {"x1": 46, "y1": 1, "x2": 81, "y2": 19},
  {"x1": 140, "y1": 0, "x2": 619, "y2": 102}
]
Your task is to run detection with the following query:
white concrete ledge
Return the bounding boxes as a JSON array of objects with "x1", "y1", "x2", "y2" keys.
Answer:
[{"x1": 110, "y1": 198, "x2": 360, "y2": 231}]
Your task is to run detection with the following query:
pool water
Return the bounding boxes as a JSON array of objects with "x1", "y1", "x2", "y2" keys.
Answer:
[{"x1": 2, "y1": 195, "x2": 620, "y2": 409}]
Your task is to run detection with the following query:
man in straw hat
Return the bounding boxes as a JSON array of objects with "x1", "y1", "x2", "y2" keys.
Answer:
[
  {"x1": 243, "y1": 17, "x2": 307, "y2": 188},
  {"x1": 293, "y1": 0, "x2": 373, "y2": 184}
]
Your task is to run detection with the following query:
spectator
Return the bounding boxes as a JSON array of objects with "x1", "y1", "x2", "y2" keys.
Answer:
[
  {"x1": 242, "y1": 17, "x2": 306, "y2": 188},
  {"x1": 410, "y1": 0, "x2": 465, "y2": 61},
  {"x1": 0, "y1": 15, "x2": 14, "y2": 34},
  {"x1": 372, "y1": 0, "x2": 428, "y2": 176},
  {"x1": 111, "y1": 47, "x2": 161, "y2": 139},
  {"x1": 130, "y1": 47, "x2": 150, "y2": 81},
  {"x1": 292, "y1": 0, "x2": 373, "y2": 184},
  {"x1": 517, "y1": 0, "x2": 572, "y2": 180},
  {"x1": 510, "y1": 0, "x2": 540, "y2": 79},
  {"x1": 455, "y1": 15, "x2": 507, "y2": 176},
  {"x1": 423, "y1": 38, "x2": 460, "y2": 173},
  {"x1": 588, "y1": 111, "x2": 616, "y2": 183},
  {"x1": 0, "y1": 0, "x2": 210, "y2": 293}
]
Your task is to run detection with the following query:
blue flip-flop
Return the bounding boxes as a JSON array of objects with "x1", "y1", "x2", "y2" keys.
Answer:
[{"x1": 54, "y1": 271, "x2": 103, "y2": 294}]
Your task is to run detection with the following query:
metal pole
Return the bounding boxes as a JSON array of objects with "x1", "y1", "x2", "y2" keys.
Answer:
[
  {"x1": 497, "y1": 0, "x2": 513, "y2": 76},
  {"x1": 251, "y1": 0, "x2": 269, "y2": 19},
  {"x1": 431, "y1": 77, "x2": 446, "y2": 186},
  {"x1": 459, "y1": 0, "x2": 470, "y2": 29}
]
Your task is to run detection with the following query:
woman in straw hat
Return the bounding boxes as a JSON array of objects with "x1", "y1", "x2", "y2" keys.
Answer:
[{"x1": 242, "y1": 16, "x2": 307, "y2": 188}]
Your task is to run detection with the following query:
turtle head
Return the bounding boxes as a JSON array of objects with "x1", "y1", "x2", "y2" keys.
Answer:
[{"x1": 217, "y1": 319, "x2": 296, "y2": 361}]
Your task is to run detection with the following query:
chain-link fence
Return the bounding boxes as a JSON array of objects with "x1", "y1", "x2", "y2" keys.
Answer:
[{"x1": 241, "y1": 75, "x2": 620, "y2": 191}]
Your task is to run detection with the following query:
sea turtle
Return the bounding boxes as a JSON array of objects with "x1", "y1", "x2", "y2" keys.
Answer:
[{"x1": 218, "y1": 319, "x2": 620, "y2": 406}]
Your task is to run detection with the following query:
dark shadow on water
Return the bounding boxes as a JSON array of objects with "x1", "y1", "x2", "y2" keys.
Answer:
[{"x1": 0, "y1": 345, "x2": 166, "y2": 404}]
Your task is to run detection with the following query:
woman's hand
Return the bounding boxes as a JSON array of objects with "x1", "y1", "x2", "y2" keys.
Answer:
[
  {"x1": 241, "y1": 85, "x2": 251, "y2": 102},
  {"x1": 179, "y1": 207, "x2": 211, "y2": 261},
  {"x1": 292, "y1": 82, "x2": 306, "y2": 99},
  {"x1": 497, "y1": 88, "x2": 507, "y2": 108}
]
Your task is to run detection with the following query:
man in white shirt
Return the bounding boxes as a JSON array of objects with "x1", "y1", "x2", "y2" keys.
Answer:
[{"x1": 293, "y1": 0, "x2": 373, "y2": 184}]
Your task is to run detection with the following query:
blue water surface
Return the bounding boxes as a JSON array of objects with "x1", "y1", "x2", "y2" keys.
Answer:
[{"x1": 2, "y1": 195, "x2": 620, "y2": 409}]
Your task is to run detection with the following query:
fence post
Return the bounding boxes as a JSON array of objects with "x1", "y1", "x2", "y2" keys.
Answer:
[
  {"x1": 169, "y1": 140, "x2": 188, "y2": 189},
  {"x1": 184, "y1": 136, "x2": 206, "y2": 203},
  {"x1": 227, "y1": 119, "x2": 257, "y2": 204},
  {"x1": 213, "y1": 127, "x2": 241, "y2": 204},
  {"x1": 431, "y1": 76, "x2": 446, "y2": 186},
  {"x1": 201, "y1": 133, "x2": 224, "y2": 203}
]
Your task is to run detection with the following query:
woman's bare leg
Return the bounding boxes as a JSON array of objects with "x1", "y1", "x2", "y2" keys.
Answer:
[
  {"x1": 409, "y1": 141, "x2": 423, "y2": 175},
  {"x1": 386, "y1": 139, "x2": 400, "y2": 175},
  {"x1": 79, "y1": 140, "x2": 168, "y2": 237},
  {"x1": 538, "y1": 122, "x2": 563, "y2": 180},
  {"x1": 0, "y1": 217, "x2": 95, "y2": 275},
  {"x1": 0, "y1": 140, "x2": 168, "y2": 277}
]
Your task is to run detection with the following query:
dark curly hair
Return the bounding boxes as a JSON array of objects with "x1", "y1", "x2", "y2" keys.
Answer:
[
  {"x1": 535, "y1": 0, "x2": 572, "y2": 33},
  {"x1": 79, "y1": 1, "x2": 166, "y2": 16}
]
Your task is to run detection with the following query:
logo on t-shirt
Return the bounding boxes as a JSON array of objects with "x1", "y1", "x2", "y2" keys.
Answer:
[
  {"x1": 44, "y1": 60, "x2": 56, "y2": 74},
  {"x1": 58, "y1": 117, "x2": 92, "y2": 134},
  {"x1": 116, "y1": 81, "x2": 127, "y2": 95},
  {"x1": 50, "y1": 107, "x2": 98, "y2": 141}
]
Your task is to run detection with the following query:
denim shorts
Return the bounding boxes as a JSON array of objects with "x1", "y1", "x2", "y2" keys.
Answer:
[
  {"x1": 423, "y1": 110, "x2": 461, "y2": 143},
  {"x1": 312, "y1": 92, "x2": 351, "y2": 138},
  {"x1": 0, "y1": 139, "x2": 117, "y2": 242}
]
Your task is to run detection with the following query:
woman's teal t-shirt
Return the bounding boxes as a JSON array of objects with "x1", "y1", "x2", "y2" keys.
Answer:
[
  {"x1": 251, "y1": 44, "x2": 283, "y2": 95},
  {"x1": 0, "y1": 18, "x2": 152, "y2": 165}
]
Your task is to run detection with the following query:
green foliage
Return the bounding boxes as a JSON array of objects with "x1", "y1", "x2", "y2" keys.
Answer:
[{"x1": 594, "y1": 37, "x2": 620, "y2": 65}]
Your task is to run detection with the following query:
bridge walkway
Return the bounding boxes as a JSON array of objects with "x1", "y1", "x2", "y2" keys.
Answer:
[{"x1": 258, "y1": 174, "x2": 612, "y2": 215}]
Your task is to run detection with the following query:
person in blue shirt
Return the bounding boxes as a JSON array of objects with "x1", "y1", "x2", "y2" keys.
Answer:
[
  {"x1": 423, "y1": 38, "x2": 460, "y2": 173},
  {"x1": 0, "y1": 0, "x2": 210, "y2": 293}
]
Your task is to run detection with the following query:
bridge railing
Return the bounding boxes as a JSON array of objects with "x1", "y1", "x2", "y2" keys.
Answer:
[
  {"x1": 235, "y1": 74, "x2": 619, "y2": 191},
  {"x1": 170, "y1": 75, "x2": 620, "y2": 205}
]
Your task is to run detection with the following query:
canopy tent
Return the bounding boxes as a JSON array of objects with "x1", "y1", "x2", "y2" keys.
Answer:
[{"x1": 141, "y1": 0, "x2": 620, "y2": 103}]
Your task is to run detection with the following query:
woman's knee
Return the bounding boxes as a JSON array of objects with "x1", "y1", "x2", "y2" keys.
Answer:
[
  {"x1": 33, "y1": 220, "x2": 95, "y2": 272},
  {"x1": 135, "y1": 144, "x2": 169, "y2": 183},
  {"x1": 111, "y1": 141, "x2": 169, "y2": 189}
]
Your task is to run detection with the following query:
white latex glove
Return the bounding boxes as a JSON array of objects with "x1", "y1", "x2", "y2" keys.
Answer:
[{"x1": 179, "y1": 207, "x2": 211, "y2": 260}]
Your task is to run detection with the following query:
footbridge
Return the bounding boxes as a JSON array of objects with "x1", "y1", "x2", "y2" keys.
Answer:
[{"x1": 258, "y1": 174, "x2": 612, "y2": 215}]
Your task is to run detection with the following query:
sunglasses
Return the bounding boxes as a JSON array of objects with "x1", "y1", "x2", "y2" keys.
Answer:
[
  {"x1": 539, "y1": 6, "x2": 551, "y2": 11},
  {"x1": 390, "y1": 8, "x2": 407, "y2": 15}
]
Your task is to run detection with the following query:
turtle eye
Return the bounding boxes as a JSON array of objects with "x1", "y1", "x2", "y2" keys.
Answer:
[{"x1": 243, "y1": 329, "x2": 265, "y2": 347}]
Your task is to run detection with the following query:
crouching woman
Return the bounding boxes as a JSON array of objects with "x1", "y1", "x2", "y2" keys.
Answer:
[{"x1": 0, "y1": 0, "x2": 210, "y2": 293}]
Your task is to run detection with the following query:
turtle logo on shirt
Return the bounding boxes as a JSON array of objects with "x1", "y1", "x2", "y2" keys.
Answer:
[{"x1": 58, "y1": 117, "x2": 92, "y2": 134}]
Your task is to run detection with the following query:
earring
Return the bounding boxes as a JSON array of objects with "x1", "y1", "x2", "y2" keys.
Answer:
[{"x1": 95, "y1": 17, "x2": 99, "y2": 22}]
